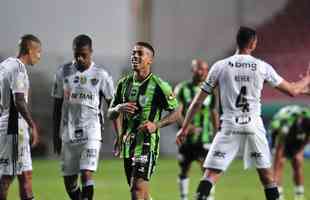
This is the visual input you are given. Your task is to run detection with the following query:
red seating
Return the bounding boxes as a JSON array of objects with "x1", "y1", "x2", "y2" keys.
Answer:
[{"x1": 254, "y1": 0, "x2": 310, "y2": 101}]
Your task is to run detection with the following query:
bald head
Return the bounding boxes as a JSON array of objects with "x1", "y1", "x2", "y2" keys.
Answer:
[{"x1": 191, "y1": 59, "x2": 209, "y2": 83}]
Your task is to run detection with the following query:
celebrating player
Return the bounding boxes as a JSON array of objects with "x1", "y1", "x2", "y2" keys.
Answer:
[{"x1": 108, "y1": 42, "x2": 180, "y2": 200}]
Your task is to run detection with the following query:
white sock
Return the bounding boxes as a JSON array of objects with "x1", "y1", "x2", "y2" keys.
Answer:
[
  {"x1": 178, "y1": 177, "x2": 189, "y2": 200},
  {"x1": 294, "y1": 185, "x2": 304, "y2": 197},
  {"x1": 278, "y1": 186, "x2": 285, "y2": 200},
  {"x1": 207, "y1": 186, "x2": 215, "y2": 200}
]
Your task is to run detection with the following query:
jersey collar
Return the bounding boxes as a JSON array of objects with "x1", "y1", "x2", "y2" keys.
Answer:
[{"x1": 72, "y1": 60, "x2": 95, "y2": 73}]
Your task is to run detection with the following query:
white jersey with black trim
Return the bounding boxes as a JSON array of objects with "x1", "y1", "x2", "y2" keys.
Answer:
[
  {"x1": 51, "y1": 61, "x2": 115, "y2": 143},
  {"x1": 202, "y1": 54, "x2": 283, "y2": 125},
  {"x1": 0, "y1": 57, "x2": 29, "y2": 137}
]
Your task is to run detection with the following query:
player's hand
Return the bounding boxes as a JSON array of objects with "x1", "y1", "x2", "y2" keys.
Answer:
[
  {"x1": 113, "y1": 136, "x2": 121, "y2": 157},
  {"x1": 137, "y1": 121, "x2": 158, "y2": 134},
  {"x1": 116, "y1": 102, "x2": 138, "y2": 114},
  {"x1": 30, "y1": 123, "x2": 39, "y2": 148},
  {"x1": 53, "y1": 133, "x2": 62, "y2": 155},
  {"x1": 176, "y1": 127, "x2": 189, "y2": 145}
]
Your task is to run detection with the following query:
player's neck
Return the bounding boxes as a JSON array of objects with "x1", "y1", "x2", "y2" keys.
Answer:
[
  {"x1": 17, "y1": 54, "x2": 29, "y2": 65},
  {"x1": 238, "y1": 48, "x2": 252, "y2": 55},
  {"x1": 192, "y1": 79, "x2": 202, "y2": 86},
  {"x1": 134, "y1": 68, "x2": 151, "y2": 82},
  {"x1": 76, "y1": 62, "x2": 92, "y2": 72}
]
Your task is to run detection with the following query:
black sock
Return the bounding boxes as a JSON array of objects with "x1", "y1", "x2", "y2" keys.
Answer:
[
  {"x1": 68, "y1": 188, "x2": 81, "y2": 200},
  {"x1": 264, "y1": 187, "x2": 279, "y2": 200},
  {"x1": 82, "y1": 185, "x2": 94, "y2": 200},
  {"x1": 196, "y1": 179, "x2": 213, "y2": 200}
]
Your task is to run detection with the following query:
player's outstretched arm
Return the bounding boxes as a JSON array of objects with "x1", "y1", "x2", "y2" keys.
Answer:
[
  {"x1": 176, "y1": 90, "x2": 208, "y2": 145},
  {"x1": 276, "y1": 77, "x2": 310, "y2": 97},
  {"x1": 276, "y1": 67, "x2": 310, "y2": 96},
  {"x1": 15, "y1": 93, "x2": 39, "y2": 147},
  {"x1": 52, "y1": 98, "x2": 63, "y2": 155}
]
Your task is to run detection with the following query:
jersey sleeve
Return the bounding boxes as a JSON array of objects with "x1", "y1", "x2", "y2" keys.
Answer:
[
  {"x1": 174, "y1": 82, "x2": 184, "y2": 103},
  {"x1": 201, "y1": 62, "x2": 221, "y2": 94},
  {"x1": 110, "y1": 78, "x2": 124, "y2": 108},
  {"x1": 263, "y1": 62, "x2": 283, "y2": 87},
  {"x1": 51, "y1": 67, "x2": 64, "y2": 98},
  {"x1": 156, "y1": 79, "x2": 178, "y2": 111},
  {"x1": 10, "y1": 67, "x2": 28, "y2": 94},
  {"x1": 100, "y1": 71, "x2": 115, "y2": 100}
]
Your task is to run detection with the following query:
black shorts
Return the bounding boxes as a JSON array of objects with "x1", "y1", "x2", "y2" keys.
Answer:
[
  {"x1": 178, "y1": 144, "x2": 209, "y2": 167},
  {"x1": 124, "y1": 152, "x2": 157, "y2": 185},
  {"x1": 284, "y1": 142, "x2": 304, "y2": 158}
]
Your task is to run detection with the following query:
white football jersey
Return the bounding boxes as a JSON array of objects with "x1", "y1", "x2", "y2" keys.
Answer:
[
  {"x1": 202, "y1": 54, "x2": 283, "y2": 124},
  {"x1": 51, "y1": 61, "x2": 115, "y2": 142},
  {"x1": 0, "y1": 57, "x2": 29, "y2": 137}
]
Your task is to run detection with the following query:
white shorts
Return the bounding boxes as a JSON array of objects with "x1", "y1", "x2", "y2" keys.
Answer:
[
  {"x1": 61, "y1": 140, "x2": 101, "y2": 176},
  {"x1": 0, "y1": 134, "x2": 32, "y2": 176},
  {"x1": 203, "y1": 117, "x2": 272, "y2": 171}
]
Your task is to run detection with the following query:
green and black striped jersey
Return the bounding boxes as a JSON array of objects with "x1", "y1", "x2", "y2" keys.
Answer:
[
  {"x1": 175, "y1": 80, "x2": 215, "y2": 145},
  {"x1": 111, "y1": 73, "x2": 178, "y2": 158},
  {"x1": 269, "y1": 105, "x2": 310, "y2": 145}
]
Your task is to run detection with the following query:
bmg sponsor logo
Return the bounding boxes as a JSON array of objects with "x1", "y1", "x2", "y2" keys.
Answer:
[{"x1": 229, "y1": 61, "x2": 257, "y2": 71}]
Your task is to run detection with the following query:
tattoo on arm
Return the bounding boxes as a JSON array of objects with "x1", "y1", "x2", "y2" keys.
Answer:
[
  {"x1": 14, "y1": 93, "x2": 34, "y2": 128},
  {"x1": 156, "y1": 107, "x2": 181, "y2": 129}
]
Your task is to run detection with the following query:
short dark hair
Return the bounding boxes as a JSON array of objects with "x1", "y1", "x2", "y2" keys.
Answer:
[
  {"x1": 73, "y1": 34, "x2": 92, "y2": 49},
  {"x1": 236, "y1": 26, "x2": 257, "y2": 49},
  {"x1": 135, "y1": 41, "x2": 155, "y2": 56},
  {"x1": 18, "y1": 34, "x2": 41, "y2": 55}
]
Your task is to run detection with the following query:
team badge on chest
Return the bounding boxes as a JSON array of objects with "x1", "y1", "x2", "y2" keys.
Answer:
[
  {"x1": 139, "y1": 95, "x2": 148, "y2": 106},
  {"x1": 91, "y1": 78, "x2": 99, "y2": 86},
  {"x1": 80, "y1": 76, "x2": 87, "y2": 85}
]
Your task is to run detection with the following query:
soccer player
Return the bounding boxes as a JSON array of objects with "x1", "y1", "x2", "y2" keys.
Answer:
[
  {"x1": 0, "y1": 34, "x2": 41, "y2": 200},
  {"x1": 176, "y1": 26, "x2": 310, "y2": 200},
  {"x1": 269, "y1": 105, "x2": 310, "y2": 200},
  {"x1": 108, "y1": 42, "x2": 180, "y2": 200},
  {"x1": 52, "y1": 34, "x2": 115, "y2": 200},
  {"x1": 174, "y1": 59, "x2": 219, "y2": 200}
]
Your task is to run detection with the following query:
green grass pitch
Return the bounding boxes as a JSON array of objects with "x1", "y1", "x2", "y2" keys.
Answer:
[{"x1": 7, "y1": 158, "x2": 310, "y2": 199}]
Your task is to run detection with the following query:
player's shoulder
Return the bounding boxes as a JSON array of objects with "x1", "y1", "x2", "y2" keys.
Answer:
[
  {"x1": 152, "y1": 74, "x2": 172, "y2": 87},
  {"x1": 174, "y1": 80, "x2": 189, "y2": 95},
  {"x1": 1, "y1": 57, "x2": 23, "y2": 71},
  {"x1": 57, "y1": 61, "x2": 74, "y2": 76},
  {"x1": 250, "y1": 56, "x2": 273, "y2": 73},
  {"x1": 92, "y1": 63, "x2": 112, "y2": 79},
  {"x1": 151, "y1": 74, "x2": 174, "y2": 95},
  {"x1": 175, "y1": 80, "x2": 189, "y2": 89},
  {"x1": 116, "y1": 73, "x2": 134, "y2": 86}
]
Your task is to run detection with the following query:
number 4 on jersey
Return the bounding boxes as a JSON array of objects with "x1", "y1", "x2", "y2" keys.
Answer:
[{"x1": 235, "y1": 86, "x2": 249, "y2": 112}]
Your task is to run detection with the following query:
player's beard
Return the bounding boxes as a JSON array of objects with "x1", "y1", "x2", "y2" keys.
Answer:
[{"x1": 193, "y1": 75, "x2": 205, "y2": 84}]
